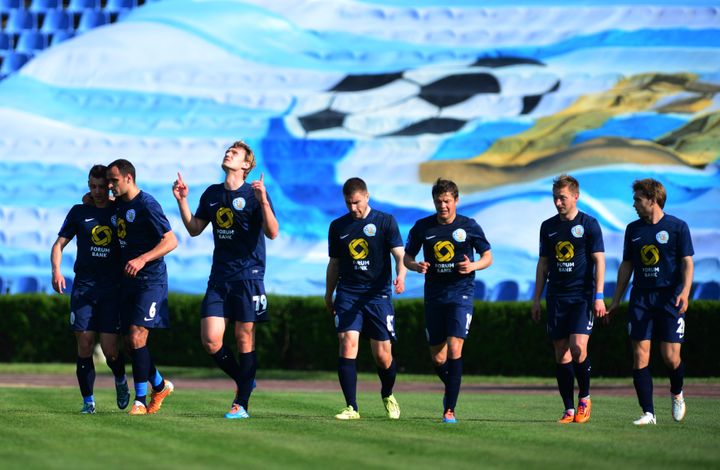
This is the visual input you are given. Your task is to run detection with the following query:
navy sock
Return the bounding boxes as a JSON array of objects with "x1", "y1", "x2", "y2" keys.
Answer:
[
  {"x1": 434, "y1": 361, "x2": 449, "y2": 385},
  {"x1": 444, "y1": 357, "x2": 463, "y2": 412},
  {"x1": 131, "y1": 346, "x2": 150, "y2": 405},
  {"x1": 211, "y1": 345, "x2": 243, "y2": 388},
  {"x1": 236, "y1": 351, "x2": 257, "y2": 410},
  {"x1": 633, "y1": 367, "x2": 654, "y2": 414},
  {"x1": 105, "y1": 355, "x2": 126, "y2": 383},
  {"x1": 76, "y1": 356, "x2": 95, "y2": 400},
  {"x1": 573, "y1": 357, "x2": 591, "y2": 399},
  {"x1": 555, "y1": 362, "x2": 575, "y2": 410},
  {"x1": 148, "y1": 361, "x2": 164, "y2": 392},
  {"x1": 377, "y1": 359, "x2": 397, "y2": 399},
  {"x1": 338, "y1": 357, "x2": 358, "y2": 412},
  {"x1": 668, "y1": 361, "x2": 685, "y2": 396}
]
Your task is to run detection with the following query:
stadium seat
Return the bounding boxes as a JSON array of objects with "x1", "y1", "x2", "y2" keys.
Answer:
[
  {"x1": 106, "y1": 0, "x2": 137, "y2": 12},
  {"x1": 49, "y1": 29, "x2": 74, "y2": 46},
  {"x1": 0, "y1": 0, "x2": 21, "y2": 13},
  {"x1": 15, "y1": 31, "x2": 47, "y2": 53},
  {"x1": 473, "y1": 280, "x2": 486, "y2": 300},
  {"x1": 0, "y1": 51, "x2": 31, "y2": 77},
  {"x1": 4, "y1": 9, "x2": 38, "y2": 34},
  {"x1": 76, "y1": 9, "x2": 109, "y2": 33},
  {"x1": 490, "y1": 280, "x2": 520, "y2": 302},
  {"x1": 40, "y1": 8, "x2": 72, "y2": 33},
  {"x1": 694, "y1": 281, "x2": 720, "y2": 300},
  {"x1": 0, "y1": 32, "x2": 10, "y2": 53},
  {"x1": 604, "y1": 281, "x2": 617, "y2": 299},
  {"x1": 29, "y1": 0, "x2": 60, "y2": 13},
  {"x1": 64, "y1": 276, "x2": 74, "y2": 294},
  {"x1": 10, "y1": 276, "x2": 40, "y2": 294},
  {"x1": 66, "y1": 0, "x2": 100, "y2": 13}
]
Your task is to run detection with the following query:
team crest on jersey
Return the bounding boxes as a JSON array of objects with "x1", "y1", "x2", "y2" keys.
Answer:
[
  {"x1": 452, "y1": 228, "x2": 467, "y2": 242},
  {"x1": 126, "y1": 209, "x2": 136, "y2": 222},
  {"x1": 232, "y1": 197, "x2": 246, "y2": 211},
  {"x1": 363, "y1": 224, "x2": 377, "y2": 237},
  {"x1": 656, "y1": 230, "x2": 669, "y2": 244},
  {"x1": 571, "y1": 225, "x2": 584, "y2": 238}
]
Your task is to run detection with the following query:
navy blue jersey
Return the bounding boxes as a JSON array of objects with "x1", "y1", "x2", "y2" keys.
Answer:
[
  {"x1": 328, "y1": 209, "x2": 403, "y2": 297},
  {"x1": 623, "y1": 214, "x2": 694, "y2": 290},
  {"x1": 405, "y1": 214, "x2": 491, "y2": 302},
  {"x1": 195, "y1": 183, "x2": 274, "y2": 282},
  {"x1": 58, "y1": 204, "x2": 120, "y2": 287},
  {"x1": 112, "y1": 191, "x2": 172, "y2": 284},
  {"x1": 539, "y1": 212, "x2": 604, "y2": 297}
]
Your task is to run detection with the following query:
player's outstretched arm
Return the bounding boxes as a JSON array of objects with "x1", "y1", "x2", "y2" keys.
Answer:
[
  {"x1": 50, "y1": 236, "x2": 71, "y2": 294},
  {"x1": 675, "y1": 256, "x2": 694, "y2": 314},
  {"x1": 252, "y1": 173, "x2": 279, "y2": 239},
  {"x1": 531, "y1": 256, "x2": 549, "y2": 323},
  {"x1": 124, "y1": 231, "x2": 178, "y2": 278},
  {"x1": 324, "y1": 258, "x2": 339, "y2": 314},
  {"x1": 391, "y1": 246, "x2": 407, "y2": 294},
  {"x1": 172, "y1": 172, "x2": 209, "y2": 236},
  {"x1": 591, "y1": 252, "x2": 607, "y2": 318}
]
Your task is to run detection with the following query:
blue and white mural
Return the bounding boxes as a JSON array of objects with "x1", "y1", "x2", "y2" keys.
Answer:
[{"x1": 0, "y1": 0, "x2": 718, "y2": 298}]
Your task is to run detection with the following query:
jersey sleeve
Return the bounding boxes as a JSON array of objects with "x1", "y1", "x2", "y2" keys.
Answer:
[
  {"x1": 586, "y1": 217, "x2": 605, "y2": 253},
  {"x1": 538, "y1": 221, "x2": 551, "y2": 258},
  {"x1": 404, "y1": 222, "x2": 422, "y2": 257},
  {"x1": 622, "y1": 225, "x2": 632, "y2": 261},
  {"x1": 328, "y1": 220, "x2": 342, "y2": 258},
  {"x1": 145, "y1": 198, "x2": 173, "y2": 237},
  {"x1": 385, "y1": 215, "x2": 403, "y2": 249},
  {"x1": 678, "y1": 220, "x2": 695, "y2": 257},
  {"x1": 469, "y1": 219, "x2": 491, "y2": 255},
  {"x1": 57, "y1": 205, "x2": 79, "y2": 239},
  {"x1": 194, "y1": 187, "x2": 211, "y2": 222}
]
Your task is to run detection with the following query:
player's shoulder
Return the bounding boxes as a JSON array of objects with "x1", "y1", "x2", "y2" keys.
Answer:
[
  {"x1": 662, "y1": 213, "x2": 688, "y2": 228},
  {"x1": 201, "y1": 183, "x2": 224, "y2": 197},
  {"x1": 577, "y1": 211, "x2": 598, "y2": 224},
  {"x1": 411, "y1": 214, "x2": 436, "y2": 230}
]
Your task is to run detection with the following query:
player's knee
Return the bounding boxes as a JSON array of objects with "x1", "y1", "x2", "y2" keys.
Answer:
[
  {"x1": 202, "y1": 338, "x2": 222, "y2": 354},
  {"x1": 569, "y1": 345, "x2": 585, "y2": 362}
]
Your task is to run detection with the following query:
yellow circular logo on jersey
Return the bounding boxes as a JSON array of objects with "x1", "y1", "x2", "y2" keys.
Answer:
[
  {"x1": 434, "y1": 241, "x2": 455, "y2": 262},
  {"x1": 91, "y1": 225, "x2": 112, "y2": 246},
  {"x1": 641, "y1": 245, "x2": 660, "y2": 266},
  {"x1": 349, "y1": 238, "x2": 369, "y2": 260},
  {"x1": 555, "y1": 241, "x2": 574, "y2": 261},
  {"x1": 216, "y1": 207, "x2": 233, "y2": 229},
  {"x1": 117, "y1": 218, "x2": 126, "y2": 239}
]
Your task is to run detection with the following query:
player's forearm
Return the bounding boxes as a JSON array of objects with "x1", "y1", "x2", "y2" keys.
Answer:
[
  {"x1": 475, "y1": 250, "x2": 493, "y2": 271},
  {"x1": 611, "y1": 261, "x2": 633, "y2": 306},
  {"x1": 533, "y1": 258, "x2": 549, "y2": 302},
  {"x1": 261, "y1": 203, "x2": 279, "y2": 239},
  {"x1": 139, "y1": 231, "x2": 178, "y2": 264},
  {"x1": 325, "y1": 260, "x2": 339, "y2": 297},
  {"x1": 679, "y1": 256, "x2": 694, "y2": 296},
  {"x1": 176, "y1": 198, "x2": 203, "y2": 236},
  {"x1": 592, "y1": 252, "x2": 606, "y2": 295},
  {"x1": 50, "y1": 243, "x2": 63, "y2": 274}
]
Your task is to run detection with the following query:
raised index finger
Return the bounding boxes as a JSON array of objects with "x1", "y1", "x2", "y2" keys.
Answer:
[{"x1": 177, "y1": 172, "x2": 184, "y2": 183}]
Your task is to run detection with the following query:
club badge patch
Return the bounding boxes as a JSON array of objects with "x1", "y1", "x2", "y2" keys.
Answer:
[
  {"x1": 126, "y1": 209, "x2": 136, "y2": 222},
  {"x1": 452, "y1": 228, "x2": 466, "y2": 242},
  {"x1": 571, "y1": 225, "x2": 584, "y2": 238},
  {"x1": 656, "y1": 230, "x2": 669, "y2": 244},
  {"x1": 363, "y1": 224, "x2": 377, "y2": 237},
  {"x1": 233, "y1": 197, "x2": 246, "y2": 210}
]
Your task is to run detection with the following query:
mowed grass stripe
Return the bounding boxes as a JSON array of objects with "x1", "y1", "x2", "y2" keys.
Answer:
[{"x1": 1, "y1": 387, "x2": 719, "y2": 469}]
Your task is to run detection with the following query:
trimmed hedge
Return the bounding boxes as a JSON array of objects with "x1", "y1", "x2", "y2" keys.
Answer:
[{"x1": 0, "y1": 294, "x2": 718, "y2": 376}]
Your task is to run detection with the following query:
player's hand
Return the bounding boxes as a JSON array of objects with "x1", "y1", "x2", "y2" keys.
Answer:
[
  {"x1": 251, "y1": 173, "x2": 268, "y2": 204},
  {"x1": 51, "y1": 271, "x2": 66, "y2": 294},
  {"x1": 674, "y1": 292, "x2": 690, "y2": 315},
  {"x1": 457, "y1": 254, "x2": 474, "y2": 274},
  {"x1": 172, "y1": 172, "x2": 188, "y2": 201},
  {"x1": 530, "y1": 300, "x2": 542, "y2": 323},
  {"x1": 593, "y1": 299, "x2": 607, "y2": 318},
  {"x1": 604, "y1": 302, "x2": 619, "y2": 324},
  {"x1": 81, "y1": 191, "x2": 93, "y2": 206},
  {"x1": 324, "y1": 293, "x2": 335, "y2": 314},
  {"x1": 124, "y1": 257, "x2": 146, "y2": 278},
  {"x1": 416, "y1": 261, "x2": 430, "y2": 274},
  {"x1": 393, "y1": 277, "x2": 405, "y2": 294}
]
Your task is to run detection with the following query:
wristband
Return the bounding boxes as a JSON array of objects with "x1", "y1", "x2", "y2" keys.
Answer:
[{"x1": 594, "y1": 292, "x2": 604, "y2": 300}]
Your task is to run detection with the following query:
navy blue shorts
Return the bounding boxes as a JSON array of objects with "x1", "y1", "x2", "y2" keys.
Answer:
[
  {"x1": 70, "y1": 284, "x2": 121, "y2": 334},
  {"x1": 628, "y1": 288, "x2": 685, "y2": 343},
  {"x1": 424, "y1": 295, "x2": 473, "y2": 346},
  {"x1": 546, "y1": 295, "x2": 594, "y2": 341},
  {"x1": 119, "y1": 281, "x2": 169, "y2": 334},
  {"x1": 334, "y1": 292, "x2": 395, "y2": 341},
  {"x1": 201, "y1": 279, "x2": 268, "y2": 323}
]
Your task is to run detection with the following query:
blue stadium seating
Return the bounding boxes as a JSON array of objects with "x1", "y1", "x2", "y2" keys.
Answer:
[
  {"x1": 0, "y1": 0, "x2": 21, "y2": 13},
  {"x1": 10, "y1": 276, "x2": 40, "y2": 294},
  {"x1": 473, "y1": 280, "x2": 486, "y2": 300},
  {"x1": 64, "y1": 276, "x2": 74, "y2": 294},
  {"x1": 30, "y1": 0, "x2": 60, "y2": 13},
  {"x1": 40, "y1": 8, "x2": 72, "y2": 33},
  {"x1": 106, "y1": 0, "x2": 137, "y2": 13},
  {"x1": 0, "y1": 51, "x2": 31, "y2": 77},
  {"x1": 67, "y1": 0, "x2": 100, "y2": 13},
  {"x1": 695, "y1": 281, "x2": 720, "y2": 300},
  {"x1": 489, "y1": 280, "x2": 520, "y2": 302},
  {"x1": 15, "y1": 30, "x2": 47, "y2": 53},
  {"x1": 0, "y1": 31, "x2": 10, "y2": 53},
  {"x1": 49, "y1": 29, "x2": 74, "y2": 46},
  {"x1": 76, "y1": 9, "x2": 109, "y2": 33},
  {"x1": 4, "y1": 9, "x2": 38, "y2": 34}
]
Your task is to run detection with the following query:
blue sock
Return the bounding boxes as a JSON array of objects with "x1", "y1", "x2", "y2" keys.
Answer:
[
  {"x1": 556, "y1": 362, "x2": 575, "y2": 411},
  {"x1": 338, "y1": 357, "x2": 358, "y2": 412},
  {"x1": 573, "y1": 357, "x2": 591, "y2": 399},
  {"x1": 83, "y1": 395, "x2": 95, "y2": 404},
  {"x1": 211, "y1": 345, "x2": 243, "y2": 389},
  {"x1": 633, "y1": 367, "x2": 654, "y2": 414},
  {"x1": 131, "y1": 346, "x2": 150, "y2": 405},
  {"x1": 76, "y1": 356, "x2": 95, "y2": 400},
  {"x1": 434, "y1": 361, "x2": 449, "y2": 385},
  {"x1": 668, "y1": 361, "x2": 685, "y2": 395},
  {"x1": 105, "y1": 356, "x2": 126, "y2": 383},
  {"x1": 236, "y1": 351, "x2": 257, "y2": 410},
  {"x1": 149, "y1": 362, "x2": 164, "y2": 392},
  {"x1": 377, "y1": 359, "x2": 397, "y2": 399},
  {"x1": 444, "y1": 357, "x2": 463, "y2": 412}
]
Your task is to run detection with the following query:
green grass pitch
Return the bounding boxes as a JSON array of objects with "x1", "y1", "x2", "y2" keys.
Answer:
[{"x1": 1, "y1": 385, "x2": 719, "y2": 469}]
